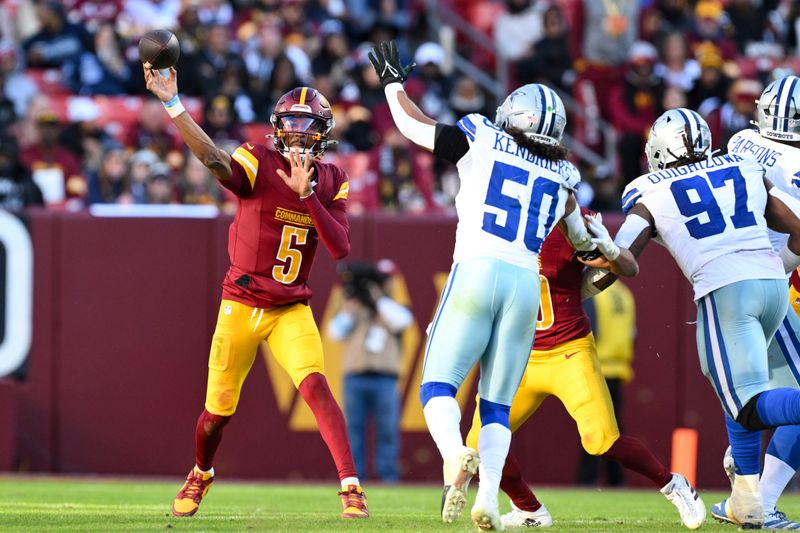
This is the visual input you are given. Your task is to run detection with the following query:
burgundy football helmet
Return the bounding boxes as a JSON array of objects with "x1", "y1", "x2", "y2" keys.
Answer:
[{"x1": 270, "y1": 87, "x2": 335, "y2": 159}]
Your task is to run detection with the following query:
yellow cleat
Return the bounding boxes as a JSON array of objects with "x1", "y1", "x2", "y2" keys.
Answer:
[
  {"x1": 171, "y1": 467, "x2": 214, "y2": 517},
  {"x1": 339, "y1": 484, "x2": 369, "y2": 518}
]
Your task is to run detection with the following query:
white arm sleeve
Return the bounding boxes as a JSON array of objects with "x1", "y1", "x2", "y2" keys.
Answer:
[
  {"x1": 376, "y1": 297, "x2": 413, "y2": 333},
  {"x1": 614, "y1": 213, "x2": 652, "y2": 249},
  {"x1": 580, "y1": 267, "x2": 614, "y2": 300},
  {"x1": 562, "y1": 204, "x2": 594, "y2": 251},
  {"x1": 384, "y1": 83, "x2": 436, "y2": 150},
  {"x1": 770, "y1": 187, "x2": 800, "y2": 219}
]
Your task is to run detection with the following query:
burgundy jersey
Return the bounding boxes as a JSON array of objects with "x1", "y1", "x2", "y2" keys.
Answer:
[
  {"x1": 533, "y1": 210, "x2": 592, "y2": 350},
  {"x1": 222, "y1": 143, "x2": 349, "y2": 308}
]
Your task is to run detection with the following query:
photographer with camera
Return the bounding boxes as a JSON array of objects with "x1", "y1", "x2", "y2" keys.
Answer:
[{"x1": 328, "y1": 259, "x2": 413, "y2": 482}]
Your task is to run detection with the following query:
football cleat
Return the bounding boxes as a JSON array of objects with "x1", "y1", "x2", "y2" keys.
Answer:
[
  {"x1": 660, "y1": 473, "x2": 706, "y2": 530},
  {"x1": 500, "y1": 501, "x2": 553, "y2": 528},
  {"x1": 441, "y1": 446, "x2": 480, "y2": 523},
  {"x1": 712, "y1": 498, "x2": 764, "y2": 529},
  {"x1": 172, "y1": 466, "x2": 214, "y2": 517},
  {"x1": 471, "y1": 489, "x2": 504, "y2": 531},
  {"x1": 723, "y1": 446, "x2": 735, "y2": 487},
  {"x1": 764, "y1": 508, "x2": 800, "y2": 530},
  {"x1": 339, "y1": 484, "x2": 369, "y2": 518}
]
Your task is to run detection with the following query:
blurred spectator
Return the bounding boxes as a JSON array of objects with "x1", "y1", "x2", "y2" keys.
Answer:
[
  {"x1": 448, "y1": 76, "x2": 492, "y2": 120},
  {"x1": 411, "y1": 42, "x2": 454, "y2": 124},
  {"x1": 726, "y1": 0, "x2": 768, "y2": 54},
  {"x1": 117, "y1": 0, "x2": 181, "y2": 40},
  {"x1": 367, "y1": 128, "x2": 435, "y2": 213},
  {"x1": 572, "y1": 0, "x2": 640, "y2": 148},
  {"x1": 687, "y1": 0, "x2": 738, "y2": 61},
  {"x1": 345, "y1": 0, "x2": 408, "y2": 37},
  {"x1": 216, "y1": 62, "x2": 256, "y2": 123},
  {"x1": 86, "y1": 144, "x2": 129, "y2": 205},
  {"x1": 20, "y1": 111, "x2": 86, "y2": 205},
  {"x1": 64, "y1": 0, "x2": 124, "y2": 33},
  {"x1": 61, "y1": 96, "x2": 113, "y2": 173},
  {"x1": 688, "y1": 43, "x2": 733, "y2": 113},
  {"x1": 23, "y1": 0, "x2": 93, "y2": 69},
  {"x1": 280, "y1": 0, "x2": 314, "y2": 43},
  {"x1": 650, "y1": 0, "x2": 694, "y2": 34},
  {"x1": 578, "y1": 279, "x2": 637, "y2": 486},
  {"x1": 312, "y1": 20, "x2": 352, "y2": 101},
  {"x1": 706, "y1": 78, "x2": 763, "y2": 151},
  {"x1": 65, "y1": 23, "x2": 131, "y2": 95},
  {"x1": 181, "y1": 23, "x2": 247, "y2": 97},
  {"x1": 197, "y1": 0, "x2": 234, "y2": 27},
  {"x1": 518, "y1": 5, "x2": 574, "y2": 92},
  {"x1": 655, "y1": 32, "x2": 700, "y2": 92},
  {"x1": 608, "y1": 42, "x2": 664, "y2": 185},
  {"x1": 203, "y1": 94, "x2": 244, "y2": 146},
  {"x1": 143, "y1": 161, "x2": 175, "y2": 204},
  {"x1": 124, "y1": 98, "x2": 180, "y2": 159},
  {"x1": 663, "y1": 85, "x2": 688, "y2": 110},
  {"x1": 127, "y1": 148, "x2": 160, "y2": 204},
  {"x1": 178, "y1": 153, "x2": 226, "y2": 207},
  {"x1": 0, "y1": 135, "x2": 43, "y2": 211},
  {"x1": 493, "y1": 0, "x2": 546, "y2": 62},
  {"x1": 0, "y1": 41, "x2": 37, "y2": 120},
  {"x1": 328, "y1": 259, "x2": 413, "y2": 482}
]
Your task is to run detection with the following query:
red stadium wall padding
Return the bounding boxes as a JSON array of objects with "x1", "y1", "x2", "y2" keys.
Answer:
[
  {"x1": 15, "y1": 211, "x2": 731, "y2": 488},
  {"x1": 0, "y1": 380, "x2": 16, "y2": 470}
]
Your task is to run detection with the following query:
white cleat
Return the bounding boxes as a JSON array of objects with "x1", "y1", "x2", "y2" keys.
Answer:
[
  {"x1": 500, "y1": 501, "x2": 553, "y2": 528},
  {"x1": 764, "y1": 508, "x2": 800, "y2": 530},
  {"x1": 661, "y1": 473, "x2": 706, "y2": 530},
  {"x1": 471, "y1": 491, "x2": 504, "y2": 531},
  {"x1": 441, "y1": 446, "x2": 480, "y2": 523}
]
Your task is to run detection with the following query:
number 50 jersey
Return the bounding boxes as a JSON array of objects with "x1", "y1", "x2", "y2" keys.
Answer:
[
  {"x1": 452, "y1": 113, "x2": 581, "y2": 271},
  {"x1": 621, "y1": 154, "x2": 784, "y2": 300}
]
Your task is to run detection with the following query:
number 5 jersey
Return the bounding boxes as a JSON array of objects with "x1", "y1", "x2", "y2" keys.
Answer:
[
  {"x1": 621, "y1": 154, "x2": 783, "y2": 301},
  {"x1": 222, "y1": 142, "x2": 350, "y2": 307}
]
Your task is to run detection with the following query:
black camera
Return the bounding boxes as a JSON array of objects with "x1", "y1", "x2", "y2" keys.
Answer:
[{"x1": 338, "y1": 261, "x2": 389, "y2": 308}]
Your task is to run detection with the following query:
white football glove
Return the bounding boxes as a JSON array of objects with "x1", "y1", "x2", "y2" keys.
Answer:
[{"x1": 584, "y1": 213, "x2": 620, "y2": 261}]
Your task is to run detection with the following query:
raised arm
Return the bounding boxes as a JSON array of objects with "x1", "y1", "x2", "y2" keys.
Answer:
[
  {"x1": 143, "y1": 66, "x2": 233, "y2": 183},
  {"x1": 368, "y1": 41, "x2": 437, "y2": 151},
  {"x1": 557, "y1": 192, "x2": 597, "y2": 252}
]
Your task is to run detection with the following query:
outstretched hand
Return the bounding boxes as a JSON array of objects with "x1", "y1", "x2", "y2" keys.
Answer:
[
  {"x1": 368, "y1": 40, "x2": 416, "y2": 87},
  {"x1": 277, "y1": 148, "x2": 316, "y2": 197},
  {"x1": 143, "y1": 65, "x2": 178, "y2": 103}
]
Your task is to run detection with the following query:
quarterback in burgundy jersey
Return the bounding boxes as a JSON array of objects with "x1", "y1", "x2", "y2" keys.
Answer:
[
  {"x1": 466, "y1": 210, "x2": 703, "y2": 529},
  {"x1": 144, "y1": 68, "x2": 367, "y2": 519}
]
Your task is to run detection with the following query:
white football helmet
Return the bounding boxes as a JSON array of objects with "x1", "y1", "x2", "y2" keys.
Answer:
[
  {"x1": 495, "y1": 84, "x2": 566, "y2": 146},
  {"x1": 755, "y1": 75, "x2": 800, "y2": 141},
  {"x1": 645, "y1": 108, "x2": 711, "y2": 172}
]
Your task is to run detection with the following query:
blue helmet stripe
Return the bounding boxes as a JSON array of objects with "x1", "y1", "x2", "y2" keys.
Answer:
[
  {"x1": 775, "y1": 77, "x2": 790, "y2": 130},
  {"x1": 784, "y1": 77, "x2": 799, "y2": 131},
  {"x1": 675, "y1": 108, "x2": 696, "y2": 143},
  {"x1": 544, "y1": 87, "x2": 558, "y2": 137},
  {"x1": 535, "y1": 85, "x2": 548, "y2": 135}
]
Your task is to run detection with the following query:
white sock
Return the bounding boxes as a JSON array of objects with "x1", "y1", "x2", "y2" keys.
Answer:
[
  {"x1": 423, "y1": 396, "x2": 464, "y2": 460},
  {"x1": 340, "y1": 476, "x2": 360, "y2": 489},
  {"x1": 761, "y1": 454, "x2": 796, "y2": 513},
  {"x1": 476, "y1": 423, "x2": 511, "y2": 503},
  {"x1": 195, "y1": 465, "x2": 214, "y2": 476}
]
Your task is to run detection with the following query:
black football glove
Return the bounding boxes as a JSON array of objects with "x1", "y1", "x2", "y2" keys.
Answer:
[{"x1": 368, "y1": 40, "x2": 416, "y2": 87}]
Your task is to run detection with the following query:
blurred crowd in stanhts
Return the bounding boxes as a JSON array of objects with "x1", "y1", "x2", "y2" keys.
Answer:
[{"x1": 0, "y1": 0, "x2": 799, "y2": 215}]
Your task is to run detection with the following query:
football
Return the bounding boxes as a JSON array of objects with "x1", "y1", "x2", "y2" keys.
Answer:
[{"x1": 138, "y1": 29, "x2": 180, "y2": 70}]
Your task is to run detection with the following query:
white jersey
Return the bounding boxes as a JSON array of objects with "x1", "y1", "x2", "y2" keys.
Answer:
[
  {"x1": 452, "y1": 113, "x2": 579, "y2": 271},
  {"x1": 727, "y1": 127, "x2": 800, "y2": 252},
  {"x1": 621, "y1": 154, "x2": 784, "y2": 300}
]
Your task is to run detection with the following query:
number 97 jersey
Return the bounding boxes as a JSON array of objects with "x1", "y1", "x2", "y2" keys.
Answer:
[
  {"x1": 621, "y1": 154, "x2": 784, "y2": 300},
  {"x1": 451, "y1": 113, "x2": 581, "y2": 271}
]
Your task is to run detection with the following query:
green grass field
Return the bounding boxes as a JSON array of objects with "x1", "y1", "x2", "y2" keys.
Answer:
[{"x1": 1, "y1": 476, "x2": 798, "y2": 532}]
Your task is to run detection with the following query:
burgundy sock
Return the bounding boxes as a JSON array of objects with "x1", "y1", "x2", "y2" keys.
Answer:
[
  {"x1": 500, "y1": 452, "x2": 542, "y2": 512},
  {"x1": 602, "y1": 434, "x2": 672, "y2": 487},
  {"x1": 298, "y1": 373, "x2": 357, "y2": 480},
  {"x1": 195, "y1": 409, "x2": 231, "y2": 471}
]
